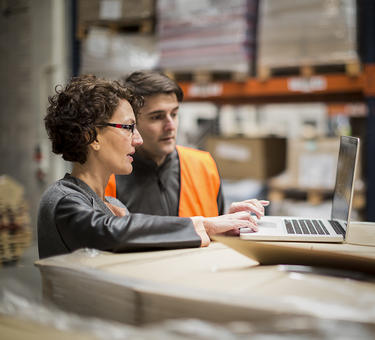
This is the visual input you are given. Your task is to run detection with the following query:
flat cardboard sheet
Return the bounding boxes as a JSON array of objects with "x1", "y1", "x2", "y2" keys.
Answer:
[
  {"x1": 213, "y1": 235, "x2": 375, "y2": 275},
  {"x1": 35, "y1": 242, "x2": 375, "y2": 325},
  {"x1": 346, "y1": 221, "x2": 375, "y2": 246}
]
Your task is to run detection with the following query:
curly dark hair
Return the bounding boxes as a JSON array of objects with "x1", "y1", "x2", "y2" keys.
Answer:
[
  {"x1": 45, "y1": 74, "x2": 143, "y2": 164},
  {"x1": 124, "y1": 71, "x2": 184, "y2": 102}
]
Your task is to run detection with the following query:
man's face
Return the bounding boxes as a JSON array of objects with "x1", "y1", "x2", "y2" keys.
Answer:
[{"x1": 136, "y1": 93, "x2": 179, "y2": 166}]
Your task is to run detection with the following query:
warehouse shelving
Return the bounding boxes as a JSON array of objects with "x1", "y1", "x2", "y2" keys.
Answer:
[
  {"x1": 179, "y1": 65, "x2": 375, "y2": 104},
  {"x1": 178, "y1": 61, "x2": 375, "y2": 220},
  {"x1": 72, "y1": 0, "x2": 375, "y2": 221}
]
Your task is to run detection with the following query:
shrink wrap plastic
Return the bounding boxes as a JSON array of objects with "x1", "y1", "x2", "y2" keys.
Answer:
[
  {"x1": 2, "y1": 273, "x2": 375, "y2": 339},
  {"x1": 157, "y1": 0, "x2": 258, "y2": 73}
]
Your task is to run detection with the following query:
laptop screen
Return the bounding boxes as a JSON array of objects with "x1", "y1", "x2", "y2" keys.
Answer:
[{"x1": 331, "y1": 136, "x2": 359, "y2": 224}]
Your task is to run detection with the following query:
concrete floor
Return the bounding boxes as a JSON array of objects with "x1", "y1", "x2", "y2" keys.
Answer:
[{"x1": 0, "y1": 240, "x2": 42, "y2": 303}]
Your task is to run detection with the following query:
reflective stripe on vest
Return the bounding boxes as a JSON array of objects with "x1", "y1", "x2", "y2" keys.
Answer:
[
  {"x1": 177, "y1": 145, "x2": 220, "y2": 217},
  {"x1": 105, "y1": 174, "x2": 117, "y2": 198}
]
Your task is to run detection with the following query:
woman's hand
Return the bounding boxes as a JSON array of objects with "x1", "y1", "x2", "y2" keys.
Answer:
[
  {"x1": 202, "y1": 211, "x2": 259, "y2": 237},
  {"x1": 192, "y1": 199, "x2": 270, "y2": 246},
  {"x1": 228, "y1": 199, "x2": 269, "y2": 219}
]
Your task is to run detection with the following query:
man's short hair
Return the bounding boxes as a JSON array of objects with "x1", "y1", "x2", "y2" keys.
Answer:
[{"x1": 124, "y1": 71, "x2": 184, "y2": 102}]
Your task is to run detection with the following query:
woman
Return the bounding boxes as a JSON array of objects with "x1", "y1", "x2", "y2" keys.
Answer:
[{"x1": 38, "y1": 75, "x2": 268, "y2": 259}]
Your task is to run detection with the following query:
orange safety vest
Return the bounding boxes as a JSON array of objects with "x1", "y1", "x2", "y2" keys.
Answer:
[
  {"x1": 105, "y1": 146, "x2": 221, "y2": 217},
  {"x1": 177, "y1": 145, "x2": 220, "y2": 217},
  {"x1": 105, "y1": 174, "x2": 116, "y2": 198}
]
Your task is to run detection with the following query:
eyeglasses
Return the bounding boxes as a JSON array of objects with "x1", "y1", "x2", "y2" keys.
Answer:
[{"x1": 98, "y1": 123, "x2": 136, "y2": 134}]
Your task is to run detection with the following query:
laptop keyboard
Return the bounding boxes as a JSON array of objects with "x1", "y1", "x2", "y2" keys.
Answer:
[
  {"x1": 328, "y1": 220, "x2": 346, "y2": 235},
  {"x1": 284, "y1": 219, "x2": 345, "y2": 236}
]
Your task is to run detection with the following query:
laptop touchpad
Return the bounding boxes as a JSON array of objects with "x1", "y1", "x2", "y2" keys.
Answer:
[{"x1": 258, "y1": 221, "x2": 278, "y2": 228}]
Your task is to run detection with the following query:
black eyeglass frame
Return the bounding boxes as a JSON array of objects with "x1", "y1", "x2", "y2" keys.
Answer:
[{"x1": 97, "y1": 123, "x2": 136, "y2": 134}]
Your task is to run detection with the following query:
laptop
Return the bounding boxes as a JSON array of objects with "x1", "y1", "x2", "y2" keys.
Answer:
[{"x1": 240, "y1": 136, "x2": 360, "y2": 243}]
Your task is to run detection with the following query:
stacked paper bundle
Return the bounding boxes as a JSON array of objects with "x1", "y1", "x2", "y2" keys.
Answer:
[
  {"x1": 157, "y1": 0, "x2": 258, "y2": 74},
  {"x1": 257, "y1": 0, "x2": 358, "y2": 71}
]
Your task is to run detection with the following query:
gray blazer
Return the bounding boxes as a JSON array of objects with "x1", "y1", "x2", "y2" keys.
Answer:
[{"x1": 37, "y1": 174, "x2": 200, "y2": 259}]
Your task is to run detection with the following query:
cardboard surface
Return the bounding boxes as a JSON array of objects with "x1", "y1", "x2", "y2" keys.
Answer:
[
  {"x1": 346, "y1": 221, "x2": 375, "y2": 246},
  {"x1": 35, "y1": 242, "x2": 375, "y2": 325},
  {"x1": 214, "y1": 236, "x2": 375, "y2": 275}
]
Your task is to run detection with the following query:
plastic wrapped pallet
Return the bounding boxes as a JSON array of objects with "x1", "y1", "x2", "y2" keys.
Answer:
[
  {"x1": 80, "y1": 27, "x2": 159, "y2": 79},
  {"x1": 257, "y1": 0, "x2": 358, "y2": 71},
  {"x1": 157, "y1": 0, "x2": 258, "y2": 74}
]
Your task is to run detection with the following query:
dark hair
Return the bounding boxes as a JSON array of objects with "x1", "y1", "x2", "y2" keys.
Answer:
[
  {"x1": 124, "y1": 71, "x2": 184, "y2": 102},
  {"x1": 45, "y1": 74, "x2": 143, "y2": 164}
]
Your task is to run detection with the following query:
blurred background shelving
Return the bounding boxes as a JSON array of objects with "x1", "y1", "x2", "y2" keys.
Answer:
[
  {"x1": 2, "y1": 3, "x2": 375, "y2": 335},
  {"x1": 1, "y1": 0, "x2": 375, "y2": 243},
  {"x1": 71, "y1": 0, "x2": 375, "y2": 221}
]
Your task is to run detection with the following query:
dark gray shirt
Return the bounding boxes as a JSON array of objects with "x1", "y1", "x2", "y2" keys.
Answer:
[{"x1": 114, "y1": 149, "x2": 225, "y2": 216}]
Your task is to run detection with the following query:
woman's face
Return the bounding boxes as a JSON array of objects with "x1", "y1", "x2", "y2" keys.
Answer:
[{"x1": 95, "y1": 99, "x2": 143, "y2": 175}]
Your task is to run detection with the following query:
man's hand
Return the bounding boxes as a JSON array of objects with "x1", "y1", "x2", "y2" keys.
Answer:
[
  {"x1": 228, "y1": 199, "x2": 270, "y2": 219},
  {"x1": 193, "y1": 199, "x2": 270, "y2": 246}
]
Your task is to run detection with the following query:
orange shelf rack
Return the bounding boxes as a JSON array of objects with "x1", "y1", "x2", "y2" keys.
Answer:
[{"x1": 179, "y1": 73, "x2": 366, "y2": 104}]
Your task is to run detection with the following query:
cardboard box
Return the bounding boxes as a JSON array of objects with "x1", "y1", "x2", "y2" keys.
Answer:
[
  {"x1": 288, "y1": 138, "x2": 340, "y2": 189},
  {"x1": 284, "y1": 137, "x2": 362, "y2": 191},
  {"x1": 78, "y1": 0, "x2": 154, "y2": 25},
  {"x1": 205, "y1": 136, "x2": 286, "y2": 180}
]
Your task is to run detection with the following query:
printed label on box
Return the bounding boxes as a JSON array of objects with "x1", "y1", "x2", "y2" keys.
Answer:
[{"x1": 100, "y1": 0, "x2": 122, "y2": 20}]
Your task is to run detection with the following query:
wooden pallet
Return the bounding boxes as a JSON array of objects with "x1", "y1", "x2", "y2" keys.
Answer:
[
  {"x1": 268, "y1": 187, "x2": 332, "y2": 206},
  {"x1": 165, "y1": 70, "x2": 249, "y2": 83},
  {"x1": 77, "y1": 17, "x2": 155, "y2": 40},
  {"x1": 257, "y1": 61, "x2": 361, "y2": 81},
  {"x1": 268, "y1": 186, "x2": 365, "y2": 209}
]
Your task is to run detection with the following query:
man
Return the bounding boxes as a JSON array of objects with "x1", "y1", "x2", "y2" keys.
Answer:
[{"x1": 105, "y1": 71, "x2": 267, "y2": 218}]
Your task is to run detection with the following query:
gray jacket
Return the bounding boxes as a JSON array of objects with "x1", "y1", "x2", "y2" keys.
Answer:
[{"x1": 37, "y1": 174, "x2": 201, "y2": 259}]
